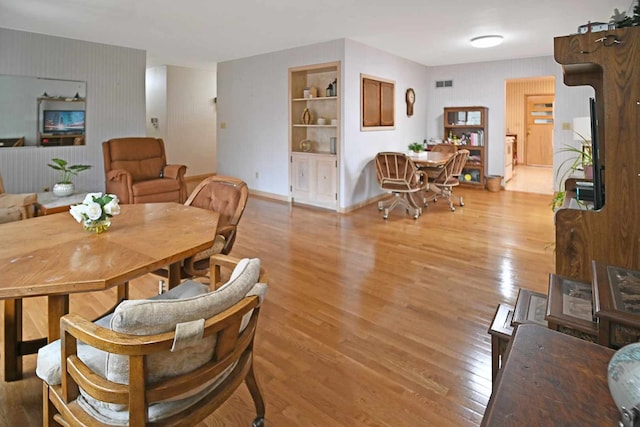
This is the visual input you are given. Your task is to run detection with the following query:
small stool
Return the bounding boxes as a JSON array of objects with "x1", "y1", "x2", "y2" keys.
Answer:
[{"x1": 488, "y1": 303, "x2": 514, "y2": 383}]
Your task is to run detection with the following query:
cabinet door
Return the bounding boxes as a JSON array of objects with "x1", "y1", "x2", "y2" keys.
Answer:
[
  {"x1": 362, "y1": 78, "x2": 381, "y2": 127},
  {"x1": 291, "y1": 155, "x2": 312, "y2": 200},
  {"x1": 315, "y1": 157, "x2": 336, "y2": 204},
  {"x1": 380, "y1": 82, "x2": 394, "y2": 126}
]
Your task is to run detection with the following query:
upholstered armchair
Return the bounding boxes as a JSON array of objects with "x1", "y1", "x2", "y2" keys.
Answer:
[
  {"x1": 37, "y1": 254, "x2": 268, "y2": 427},
  {"x1": 102, "y1": 137, "x2": 187, "y2": 204},
  {"x1": 0, "y1": 172, "x2": 37, "y2": 224}
]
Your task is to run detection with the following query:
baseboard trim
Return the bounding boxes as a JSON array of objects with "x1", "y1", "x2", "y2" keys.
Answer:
[
  {"x1": 339, "y1": 194, "x2": 387, "y2": 213},
  {"x1": 185, "y1": 173, "x2": 215, "y2": 185},
  {"x1": 249, "y1": 189, "x2": 290, "y2": 203}
]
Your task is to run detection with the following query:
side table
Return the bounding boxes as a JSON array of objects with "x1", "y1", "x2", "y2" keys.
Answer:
[
  {"x1": 35, "y1": 191, "x2": 89, "y2": 216},
  {"x1": 488, "y1": 303, "x2": 514, "y2": 383}
]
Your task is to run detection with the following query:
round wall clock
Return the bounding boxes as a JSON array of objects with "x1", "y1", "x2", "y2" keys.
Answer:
[{"x1": 406, "y1": 88, "x2": 415, "y2": 117}]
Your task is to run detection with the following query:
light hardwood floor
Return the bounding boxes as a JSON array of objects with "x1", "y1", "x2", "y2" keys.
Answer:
[{"x1": 0, "y1": 187, "x2": 555, "y2": 426}]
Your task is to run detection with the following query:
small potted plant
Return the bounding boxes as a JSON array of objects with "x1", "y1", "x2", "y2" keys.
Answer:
[
  {"x1": 47, "y1": 158, "x2": 92, "y2": 197},
  {"x1": 408, "y1": 142, "x2": 423, "y2": 153}
]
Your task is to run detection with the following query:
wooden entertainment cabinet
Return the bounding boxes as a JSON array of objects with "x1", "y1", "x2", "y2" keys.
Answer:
[{"x1": 554, "y1": 27, "x2": 640, "y2": 282}]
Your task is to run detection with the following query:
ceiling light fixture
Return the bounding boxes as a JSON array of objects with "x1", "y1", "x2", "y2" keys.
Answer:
[{"x1": 470, "y1": 35, "x2": 504, "y2": 48}]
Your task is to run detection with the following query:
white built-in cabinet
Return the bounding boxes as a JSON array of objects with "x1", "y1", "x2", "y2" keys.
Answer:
[{"x1": 289, "y1": 61, "x2": 340, "y2": 210}]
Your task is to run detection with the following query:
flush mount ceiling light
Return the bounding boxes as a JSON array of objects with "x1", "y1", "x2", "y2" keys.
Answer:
[{"x1": 470, "y1": 35, "x2": 504, "y2": 48}]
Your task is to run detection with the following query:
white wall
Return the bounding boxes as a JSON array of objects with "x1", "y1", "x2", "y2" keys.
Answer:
[
  {"x1": 343, "y1": 39, "x2": 429, "y2": 207},
  {"x1": 425, "y1": 56, "x2": 594, "y2": 187},
  {"x1": 217, "y1": 38, "x2": 429, "y2": 209},
  {"x1": 217, "y1": 40, "x2": 344, "y2": 197},
  {"x1": 146, "y1": 65, "x2": 217, "y2": 176},
  {"x1": 0, "y1": 27, "x2": 146, "y2": 193}
]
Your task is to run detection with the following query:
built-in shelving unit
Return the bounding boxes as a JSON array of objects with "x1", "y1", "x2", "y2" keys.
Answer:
[{"x1": 289, "y1": 61, "x2": 340, "y2": 210}]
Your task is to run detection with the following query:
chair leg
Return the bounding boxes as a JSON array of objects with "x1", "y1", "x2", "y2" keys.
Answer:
[
  {"x1": 379, "y1": 192, "x2": 422, "y2": 219},
  {"x1": 42, "y1": 382, "x2": 62, "y2": 427},
  {"x1": 245, "y1": 363, "x2": 265, "y2": 427}
]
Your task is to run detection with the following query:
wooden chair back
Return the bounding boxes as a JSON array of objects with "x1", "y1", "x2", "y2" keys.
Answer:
[{"x1": 375, "y1": 152, "x2": 423, "y2": 192}]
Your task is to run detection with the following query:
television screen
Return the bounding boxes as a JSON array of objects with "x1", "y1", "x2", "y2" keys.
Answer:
[{"x1": 43, "y1": 110, "x2": 85, "y2": 134}]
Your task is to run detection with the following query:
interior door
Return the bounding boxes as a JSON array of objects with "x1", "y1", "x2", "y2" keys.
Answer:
[{"x1": 525, "y1": 95, "x2": 554, "y2": 166}]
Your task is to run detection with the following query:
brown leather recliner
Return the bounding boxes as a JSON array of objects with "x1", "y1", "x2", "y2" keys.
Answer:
[{"x1": 102, "y1": 137, "x2": 187, "y2": 204}]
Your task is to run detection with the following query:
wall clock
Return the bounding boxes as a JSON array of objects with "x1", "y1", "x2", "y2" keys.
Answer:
[{"x1": 406, "y1": 88, "x2": 415, "y2": 117}]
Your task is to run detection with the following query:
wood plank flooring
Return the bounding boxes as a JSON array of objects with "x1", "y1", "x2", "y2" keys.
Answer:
[{"x1": 0, "y1": 187, "x2": 555, "y2": 426}]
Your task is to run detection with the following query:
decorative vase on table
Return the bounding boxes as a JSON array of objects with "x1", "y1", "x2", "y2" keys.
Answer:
[
  {"x1": 82, "y1": 219, "x2": 111, "y2": 234},
  {"x1": 52, "y1": 182, "x2": 74, "y2": 197}
]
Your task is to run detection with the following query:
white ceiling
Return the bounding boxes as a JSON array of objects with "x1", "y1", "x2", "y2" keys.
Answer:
[{"x1": 0, "y1": 0, "x2": 626, "y2": 70}]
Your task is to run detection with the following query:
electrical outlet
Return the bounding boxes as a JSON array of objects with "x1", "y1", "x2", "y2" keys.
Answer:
[
  {"x1": 562, "y1": 122, "x2": 571, "y2": 130},
  {"x1": 255, "y1": 172, "x2": 259, "y2": 179},
  {"x1": 220, "y1": 122, "x2": 227, "y2": 129}
]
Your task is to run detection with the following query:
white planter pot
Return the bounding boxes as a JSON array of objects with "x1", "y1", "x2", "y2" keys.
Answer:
[{"x1": 52, "y1": 182, "x2": 74, "y2": 197}]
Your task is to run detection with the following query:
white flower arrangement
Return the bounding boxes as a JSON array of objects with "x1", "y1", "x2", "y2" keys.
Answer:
[{"x1": 69, "y1": 193, "x2": 120, "y2": 229}]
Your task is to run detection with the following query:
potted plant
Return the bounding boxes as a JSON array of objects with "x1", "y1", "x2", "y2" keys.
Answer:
[
  {"x1": 408, "y1": 142, "x2": 423, "y2": 153},
  {"x1": 47, "y1": 158, "x2": 92, "y2": 197},
  {"x1": 551, "y1": 135, "x2": 592, "y2": 211}
]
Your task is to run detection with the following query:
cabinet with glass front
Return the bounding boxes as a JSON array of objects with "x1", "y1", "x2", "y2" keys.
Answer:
[{"x1": 443, "y1": 106, "x2": 488, "y2": 187}]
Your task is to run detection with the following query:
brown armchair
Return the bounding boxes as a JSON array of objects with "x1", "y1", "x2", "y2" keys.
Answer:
[
  {"x1": 102, "y1": 137, "x2": 187, "y2": 204},
  {"x1": 0, "y1": 172, "x2": 37, "y2": 224}
]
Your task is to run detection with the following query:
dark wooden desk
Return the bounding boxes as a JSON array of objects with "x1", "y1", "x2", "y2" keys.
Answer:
[{"x1": 482, "y1": 324, "x2": 619, "y2": 426}]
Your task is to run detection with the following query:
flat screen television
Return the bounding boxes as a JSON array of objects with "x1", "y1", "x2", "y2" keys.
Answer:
[
  {"x1": 590, "y1": 97, "x2": 605, "y2": 210},
  {"x1": 42, "y1": 110, "x2": 85, "y2": 134}
]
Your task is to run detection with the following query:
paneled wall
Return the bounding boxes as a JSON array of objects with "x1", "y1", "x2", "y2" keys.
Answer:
[
  {"x1": 505, "y1": 76, "x2": 555, "y2": 165},
  {"x1": 0, "y1": 28, "x2": 146, "y2": 194}
]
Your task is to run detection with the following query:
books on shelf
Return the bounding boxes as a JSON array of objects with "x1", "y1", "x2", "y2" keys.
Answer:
[{"x1": 469, "y1": 130, "x2": 484, "y2": 146}]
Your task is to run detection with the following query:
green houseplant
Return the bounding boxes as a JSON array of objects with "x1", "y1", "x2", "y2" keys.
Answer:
[
  {"x1": 408, "y1": 142, "x2": 423, "y2": 153},
  {"x1": 47, "y1": 158, "x2": 92, "y2": 197},
  {"x1": 551, "y1": 134, "x2": 592, "y2": 211}
]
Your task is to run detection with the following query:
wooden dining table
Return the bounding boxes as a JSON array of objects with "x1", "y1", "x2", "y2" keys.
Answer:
[
  {"x1": 407, "y1": 151, "x2": 452, "y2": 168},
  {"x1": 0, "y1": 202, "x2": 219, "y2": 381}
]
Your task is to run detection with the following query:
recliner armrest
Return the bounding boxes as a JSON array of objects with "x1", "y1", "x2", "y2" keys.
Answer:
[
  {"x1": 0, "y1": 192, "x2": 37, "y2": 219},
  {"x1": 163, "y1": 164, "x2": 187, "y2": 180},
  {"x1": 105, "y1": 169, "x2": 134, "y2": 204}
]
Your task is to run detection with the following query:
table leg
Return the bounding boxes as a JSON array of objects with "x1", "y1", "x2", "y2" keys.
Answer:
[
  {"x1": 3, "y1": 299, "x2": 22, "y2": 381},
  {"x1": 168, "y1": 262, "x2": 181, "y2": 289},
  {"x1": 117, "y1": 282, "x2": 129, "y2": 302},
  {"x1": 48, "y1": 295, "x2": 69, "y2": 342}
]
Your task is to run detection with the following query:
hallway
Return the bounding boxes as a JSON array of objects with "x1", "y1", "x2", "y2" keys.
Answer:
[{"x1": 505, "y1": 165, "x2": 554, "y2": 195}]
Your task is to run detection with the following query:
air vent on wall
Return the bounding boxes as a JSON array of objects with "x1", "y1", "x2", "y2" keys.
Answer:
[{"x1": 435, "y1": 80, "x2": 453, "y2": 88}]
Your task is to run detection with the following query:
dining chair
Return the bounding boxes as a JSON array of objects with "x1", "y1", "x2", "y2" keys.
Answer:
[
  {"x1": 426, "y1": 149, "x2": 470, "y2": 212},
  {"x1": 424, "y1": 144, "x2": 458, "y2": 180},
  {"x1": 375, "y1": 152, "x2": 427, "y2": 219},
  {"x1": 37, "y1": 254, "x2": 268, "y2": 427},
  {"x1": 182, "y1": 175, "x2": 249, "y2": 277}
]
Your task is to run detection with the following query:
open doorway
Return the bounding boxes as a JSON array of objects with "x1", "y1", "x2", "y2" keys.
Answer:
[{"x1": 504, "y1": 76, "x2": 555, "y2": 195}]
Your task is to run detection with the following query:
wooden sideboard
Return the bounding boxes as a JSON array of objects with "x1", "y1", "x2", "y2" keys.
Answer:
[
  {"x1": 554, "y1": 27, "x2": 640, "y2": 282},
  {"x1": 482, "y1": 324, "x2": 619, "y2": 426}
]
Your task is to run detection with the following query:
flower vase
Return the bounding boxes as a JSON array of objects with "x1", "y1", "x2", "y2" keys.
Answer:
[{"x1": 83, "y1": 219, "x2": 111, "y2": 234}]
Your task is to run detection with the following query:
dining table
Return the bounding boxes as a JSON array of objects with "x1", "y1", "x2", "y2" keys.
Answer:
[
  {"x1": 407, "y1": 150, "x2": 453, "y2": 168},
  {"x1": 0, "y1": 202, "x2": 219, "y2": 381}
]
